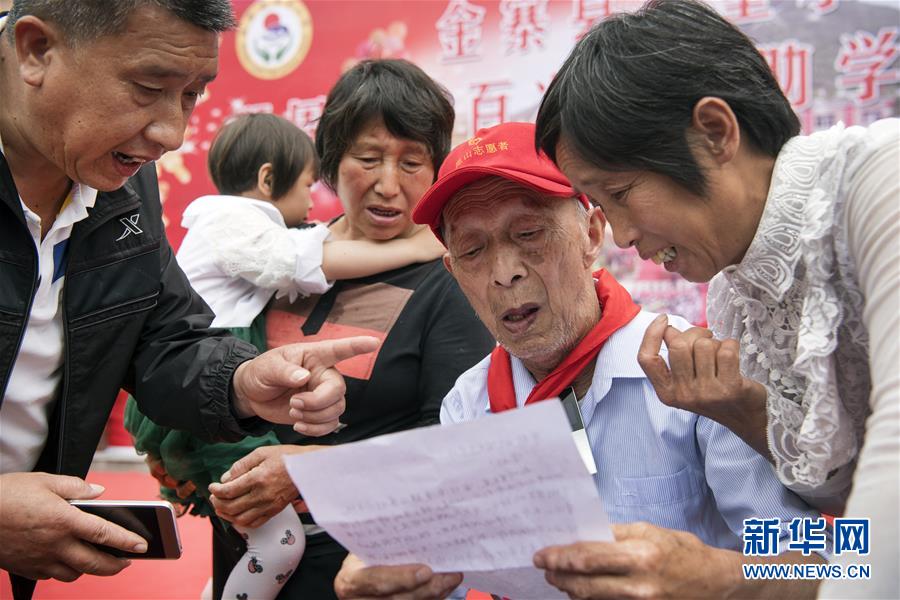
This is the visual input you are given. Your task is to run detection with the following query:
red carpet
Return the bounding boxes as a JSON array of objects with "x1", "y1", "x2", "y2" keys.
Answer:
[
  {"x1": 1, "y1": 471, "x2": 211, "y2": 600},
  {"x1": 0, "y1": 471, "x2": 506, "y2": 600}
]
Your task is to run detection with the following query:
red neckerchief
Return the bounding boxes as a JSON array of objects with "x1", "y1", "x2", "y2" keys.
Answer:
[{"x1": 487, "y1": 270, "x2": 640, "y2": 413}]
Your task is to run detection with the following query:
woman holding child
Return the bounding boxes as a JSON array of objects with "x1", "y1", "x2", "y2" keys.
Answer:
[
  {"x1": 127, "y1": 109, "x2": 460, "y2": 600},
  {"x1": 206, "y1": 59, "x2": 495, "y2": 599}
]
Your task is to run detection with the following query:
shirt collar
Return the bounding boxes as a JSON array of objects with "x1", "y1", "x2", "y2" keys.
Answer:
[
  {"x1": 243, "y1": 196, "x2": 287, "y2": 226},
  {"x1": 592, "y1": 310, "x2": 658, "y2": 380},
  {"x1": 499, "y1": 308, "x2": 656, "y2": 411},
  {"x1": 53, "y1": 183, "x2": 98, "y2": 229},
  {"x1": 184, "y1": 195, "x2": 287, "y2": 227}
]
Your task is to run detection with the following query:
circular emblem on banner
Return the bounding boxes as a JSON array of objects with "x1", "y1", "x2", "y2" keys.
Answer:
[{"x1": 236, "y1": 0, "x2": 313, "y2": 80}]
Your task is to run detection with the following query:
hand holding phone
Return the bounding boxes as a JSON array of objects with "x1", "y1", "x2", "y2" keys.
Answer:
[
  {"x1": 0, "y1": 472, "x2": 138, "y2": 581},
  {"x1": 69, "y1": 500, "x2": 182, "y2": 559}
]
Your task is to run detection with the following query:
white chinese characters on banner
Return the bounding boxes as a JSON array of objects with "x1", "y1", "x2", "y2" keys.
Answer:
[
  {"x1": 284, "y1": 95, "x2": 327, "y2": 138},
  {"x1": 716, "y1": 0, "x2": 774, "y2": 24},
  {"x1": 835, "y1": 27, "x2": 900, "y2": 106},
  {"x1": 799, "y1": 0, "x2": 840, "y2": 17},
  {"x1": 158, "y1": 0, "x2": 899, "y2": 325},
  {"x1": 499, "y1": 0, "x2": 550, "y2": 54},
  {"x1": 472, "y1": 81, "x2": 512, "y2": 132},
  {"x1": 571, "y1": 0, "x2": 643, "y2": 38},
  {"x1": 437, "y1": 0, "x2": 487, "y2": 62},
  {"x1": 760, "y1": 41, "x2": 815, "y2": 111}
]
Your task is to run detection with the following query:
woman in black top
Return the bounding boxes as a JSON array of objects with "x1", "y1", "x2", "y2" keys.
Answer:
[{"x1": 208, "y1": 59, "x2": 496, "y2": 600}]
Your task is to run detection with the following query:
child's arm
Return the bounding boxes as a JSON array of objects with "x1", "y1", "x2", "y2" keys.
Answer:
[
  {"x1": 321, "y1": 225, "x2": 446, "y2": 280},
  {"x1": 197, "y1": 209, "x2": 332, "y2": 296}
]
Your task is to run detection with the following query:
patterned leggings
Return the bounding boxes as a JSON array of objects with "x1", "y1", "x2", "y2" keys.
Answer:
[{"x1": 221, "y1": 506, "x2": 305, "y2": 600}]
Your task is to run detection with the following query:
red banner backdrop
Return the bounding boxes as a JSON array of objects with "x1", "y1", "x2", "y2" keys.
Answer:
[{"x1": 158, "y1": 0, "x2": 899, "y2": 324}]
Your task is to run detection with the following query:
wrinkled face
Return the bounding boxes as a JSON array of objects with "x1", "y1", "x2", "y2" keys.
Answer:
[
  {"x1": 555, "y1": 140, "x2": 735, "y2": 283},
  {"x1": 276, "y1": 163, "x2": 316, "y2": 227},
  {"x1": 27, "y1": 4, "x2": 218, "y2": 191},
  {"x1": 335, "y1": 119, "x2": 434, "y2": 241},
  {"x1": 443, "y1": 178, "x2": 603, "y2": 370}
]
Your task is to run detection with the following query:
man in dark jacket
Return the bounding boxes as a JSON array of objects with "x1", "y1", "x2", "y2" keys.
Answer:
[{"x1": 0, "y1": 1, "x2": 377, "y2": 594}]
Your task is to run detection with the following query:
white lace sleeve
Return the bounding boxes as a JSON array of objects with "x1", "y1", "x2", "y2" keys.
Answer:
[
  {"x1": 706, "y1": 123, "x2": 891, "y2": 508},
  {"x1": 706, "y1": 276, "x2": 854, "y2": 510},
  {"x1": 820, "y1": 126, "x2": 900, "y2": 598},
  {"x1": 706, "y1": 166, "x2": 861, "y2": 500},
  {"x1": 198, "y1": 209, "x2": 331, "y2": 298}
]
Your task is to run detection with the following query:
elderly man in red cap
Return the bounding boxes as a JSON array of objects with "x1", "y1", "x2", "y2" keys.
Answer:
[{"x1": 333, "y1": 122, "x2": 826, "y2": 600}]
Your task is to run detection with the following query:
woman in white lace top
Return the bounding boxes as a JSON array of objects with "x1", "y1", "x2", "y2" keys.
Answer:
[{"x1": 536, "y1": 1, "x2": 898, "y2": 597}]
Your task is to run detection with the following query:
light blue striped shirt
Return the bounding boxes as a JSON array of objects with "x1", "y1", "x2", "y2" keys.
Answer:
[{"x1": 441, "y1": 310, "x2": 824, "y2": 553}]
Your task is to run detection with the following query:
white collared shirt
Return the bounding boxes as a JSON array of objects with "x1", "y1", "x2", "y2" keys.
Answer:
[
  {"x1": 0, "y1": 64, "x2": 99, "y2": 472},
  {"x1": 441, "y1": 310, "x2": 825, "y2": 553}
]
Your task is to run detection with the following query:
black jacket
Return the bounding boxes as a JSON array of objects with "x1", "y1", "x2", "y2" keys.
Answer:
[{"x1": 0, "y1": 158, "x2": 261, "y2": 480}]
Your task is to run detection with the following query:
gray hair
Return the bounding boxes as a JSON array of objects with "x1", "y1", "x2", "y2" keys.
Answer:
[{"x1": 6, "y1": 0, "x2": 235, "y2": 44}]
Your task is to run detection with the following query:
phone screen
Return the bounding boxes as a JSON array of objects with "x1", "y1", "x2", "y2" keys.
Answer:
[{"x1": 71, "y1": 502, "x2": 181, "y2": 559}]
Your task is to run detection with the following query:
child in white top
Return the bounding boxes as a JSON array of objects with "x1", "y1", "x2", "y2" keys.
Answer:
[
  {"x1": 177, "y1": 112, "x2": 444, "y2": 327},
  {"x1": 127, "y1": 113, "x2": 443, "y2": 600}
]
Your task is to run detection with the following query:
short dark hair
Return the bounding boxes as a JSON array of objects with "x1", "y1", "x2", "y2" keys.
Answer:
[
  {"x1": 6, "y1": 0, "x2": 235, "y2": 44},
  {"x1": 536, "y1": 0, "x2": 799, "y2": 196},
  {"x1": 208, "y1": 113, "x2": 318, "y2": 201},
  {"x1": 315, "y1": 59, "x2": 455, "y2": 191}
]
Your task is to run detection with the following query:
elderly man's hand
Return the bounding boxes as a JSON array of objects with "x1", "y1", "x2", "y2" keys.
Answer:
[
  {"x1": 534, "y1": 522, "x2": 737, "y2": 599},
  {"x1": 637, "y1": 315, "x2": 770, "y2": 458},
  {"x1": 231, "y1": 336, "x2": 379, "y2": 435},
  {"x1": 334, "y1": 553, "x2": 463, "y2": 599},
  {"x1": 0, "y1": 472, "x2": 148, "y2": 581},
  {"x1": 208, "y1": 444, "x2": 318, "y2": 528}
]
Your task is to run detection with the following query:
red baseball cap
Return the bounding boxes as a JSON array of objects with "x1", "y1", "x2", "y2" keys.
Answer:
[{"x1": 412, "y1": 121, "x2": 589, "y2": 244}]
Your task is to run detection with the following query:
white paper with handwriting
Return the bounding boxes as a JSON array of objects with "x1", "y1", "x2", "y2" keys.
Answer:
[{"x1": 283, "y1": 401, "x2": 612, "y2": 599}]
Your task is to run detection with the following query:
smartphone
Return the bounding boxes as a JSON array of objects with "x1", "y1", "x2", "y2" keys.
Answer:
[{"x1": 69, "y1": 499, "x2": 182, "y2": 559}]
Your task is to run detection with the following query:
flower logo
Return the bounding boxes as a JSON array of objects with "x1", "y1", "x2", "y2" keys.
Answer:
[{"x1": 237, "y1": 0, "x2": 313, "y2": 80}]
